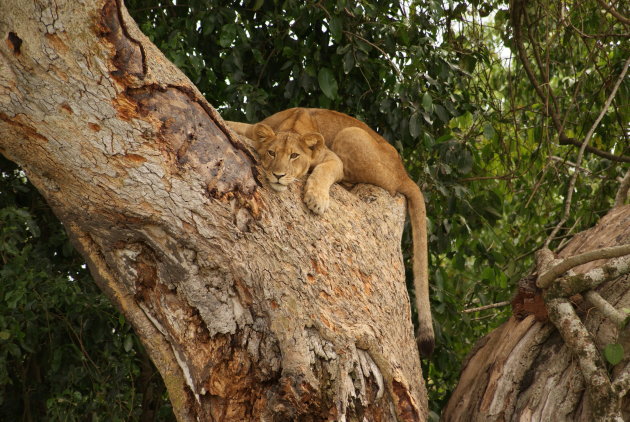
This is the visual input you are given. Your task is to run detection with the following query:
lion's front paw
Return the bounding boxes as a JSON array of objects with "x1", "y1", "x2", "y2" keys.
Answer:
[{"x1": 304, "y1": 187, "x2": 330, "y2": 215}]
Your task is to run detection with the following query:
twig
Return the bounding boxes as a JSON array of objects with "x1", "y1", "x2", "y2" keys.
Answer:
[
  {"x1": 462, "y1": 301, "x2": 511, "y2": 313},
  {"x1": 614, "y1": 168, "x2": 630, "y2": 207},
  {"x1": 342, "y1": 31, "x2": 403, "y2": 81},
  {"x1": 549, "y1": 155, "x2": 604, "y2": 177},
  {"x1": 544, "y1": 55, "x2": 630, "y2": 248},
  {"x1": 555, "y1": 215, "x2": 584, "y2": 251},
  {"x1": 457, "y1": 174, "x2": 517, "y2": 183},
  {"x1": 596, "y1": 0, "x2": 630, "y2": 25},
  {"x1": 537, "y1": 244, "x2": 630, "y2": 289}
]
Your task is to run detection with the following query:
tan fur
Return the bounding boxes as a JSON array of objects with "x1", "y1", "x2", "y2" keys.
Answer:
[{"x1": 227, "y1": 108, "x2": 434, "y2": 356}]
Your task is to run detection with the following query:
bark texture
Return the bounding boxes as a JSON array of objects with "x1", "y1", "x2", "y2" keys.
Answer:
[
  {"x1": 442, "y1": 205, "x2": 630, "y2": 421},
  {"x1": 0, "y1": 1, "x2": 427, "y2": 420}
]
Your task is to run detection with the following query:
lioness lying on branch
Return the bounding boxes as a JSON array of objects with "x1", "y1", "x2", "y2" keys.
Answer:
[{"x1": 227, "y1": 107, "x2": 434, "y2": 357}]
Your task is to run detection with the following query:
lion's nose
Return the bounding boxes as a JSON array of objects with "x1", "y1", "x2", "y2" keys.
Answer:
[{"x1": 273, "y1": 173, "x2": 285, "y2": 179}]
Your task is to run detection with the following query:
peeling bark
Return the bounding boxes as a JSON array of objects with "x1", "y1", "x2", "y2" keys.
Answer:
[
  {"x1": 0, "y1": 1, "x2": 427, "y2": 420},
  {"x1": 443, "y1": 205, "x2": 630, "y2": 421}
]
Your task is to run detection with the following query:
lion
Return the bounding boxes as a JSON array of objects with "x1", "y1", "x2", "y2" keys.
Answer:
[{"x1": 227, "y1": 108, "x2": 434, "y2": 357}]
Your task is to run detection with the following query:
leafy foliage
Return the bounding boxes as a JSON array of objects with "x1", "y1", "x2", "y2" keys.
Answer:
[
  {"x1": 1, "y1": 0, "x2": 627, "y2": 419},
  {"x1": 0, "y1": 157, "x2": 173, "y2": 421}
]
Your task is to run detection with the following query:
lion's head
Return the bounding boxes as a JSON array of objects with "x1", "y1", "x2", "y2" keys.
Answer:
[{"x1": 251, "y1": 123, "x2": 324, "y2": 191}]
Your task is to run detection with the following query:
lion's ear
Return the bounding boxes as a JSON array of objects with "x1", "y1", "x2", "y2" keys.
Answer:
[
  {"x1": 300, "y1": 132, "x2": 324, "y2": 150},
  {"x1": 253, "y1": 123, "x2": 275, "y2": 145}
]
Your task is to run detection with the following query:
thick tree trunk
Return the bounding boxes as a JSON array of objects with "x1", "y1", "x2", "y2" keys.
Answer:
[
  {"x1": 443, "y1": 205, "x2": 630, "y2": 421},
  {"x1": 0, "y1": 1, "x2": 426, "y2": 420}
]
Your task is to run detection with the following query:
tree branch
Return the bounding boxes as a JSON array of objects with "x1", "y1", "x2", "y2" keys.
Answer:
[
  {"x1": 596, "y1": 0, "x2": 630, "y2": 25},
  {"x1": 584, "y1": 290, "x2": 628, "y2": 327},
  {"x1": 462, "y1": 301, "x2": 511, "y2": 314},
  {"x1": 547, "y1": 298, "x2": 622, "y2": 420},
  {"x1": 537, "y1": 244, "x2": 630, "y2": 289},
  {"x1": 549, "y1": 155, "x2": 605, "y2": 177},
  {"x1": 558, "y1": 137, "x2": 630, "y2": 163},
  {"x1": 544, "y1": 253, "x2": 630, "y2": 298}
]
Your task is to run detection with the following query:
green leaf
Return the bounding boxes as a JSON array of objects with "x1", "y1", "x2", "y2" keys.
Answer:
[
  {"x1": 483, "y1": 123, "x2": 496, "y2": 140},
  {"x1": 123, "y1": 334, "x2": 134, "y2": 352},
  {"x1": 342, "y1": 50, "x2": 354, "y2": 74},
  {"x1": 252, "y1": 0, "x2": 264, "y2": 11},
  {"x1": 604, "y1": 343, "x2": 624, "y2": 366},
  {"x1": 409, "y1": 112, "x2": 422, "y2": 138},
  {"x1": 434, "y1": 104, "x2": 448, "y2": 123},
  {"x1": 449, "y1": 111, "x2": 473, "y2": 130},
  {"x1": 6, "y1": 289, "x2": 24, "y2": 309},
  {"x1": 329, "y1": 16, "x2": 343, "y2": 42},
  {"x1": 0, "y1": 331, "x2": 10, "y2": 340},
  {"x1": 458, "y1": 149, "x2": 473, "y2": 175},
  {"x1": 219, "y1": 24, "x2": 238, "y2": 48},
  {"x1": 7, "y1": 343, "x2": 21, "y2": 358},
  {"x1": 422, "y1": 92, "x2": 433, "y2": 112},
  {"x1": 318, "y1": 68, "x2": 338, "y2": 99},
  {"x1": 25, "y1": 217, "x2": 40, "y2": 237}
]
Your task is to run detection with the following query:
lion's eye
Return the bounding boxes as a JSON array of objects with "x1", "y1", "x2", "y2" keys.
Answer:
[
  {"x1": 267, "y1": 150, "x2": 275, "y2": 157},
  {"x1": 290, "y1": 153, "x2": 300, "y2": 159}
]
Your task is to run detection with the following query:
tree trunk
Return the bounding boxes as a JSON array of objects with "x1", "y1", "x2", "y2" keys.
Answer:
[
  {"x1": 442, "y1": 204, "x2": 630, "y2": 421},
  {"x1": 0, "y1": 1, "x2": 426, "y2": 421}
]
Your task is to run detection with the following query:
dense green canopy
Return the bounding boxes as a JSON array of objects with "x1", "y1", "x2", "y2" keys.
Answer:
[{"x1": 1, "y1": 0, "x2": 627, "y2": 419}]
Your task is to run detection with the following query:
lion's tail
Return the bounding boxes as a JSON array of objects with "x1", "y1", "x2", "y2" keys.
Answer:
[{"x1": 400, "y1": 179, "x2": 434, "y2": 357}]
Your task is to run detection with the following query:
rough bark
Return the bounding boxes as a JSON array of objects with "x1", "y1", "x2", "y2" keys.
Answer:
[
  {"x1": 0, "y1": 1, "x2": 427, "y2": 420},
  {"x1": 442, "y1": 204, "x2": 630, "y2": 421}
]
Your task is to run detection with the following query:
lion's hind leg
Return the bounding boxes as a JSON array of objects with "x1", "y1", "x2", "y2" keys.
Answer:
[{"x1": 330, "y1": 127, "x2": 404, "y2": 194}]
